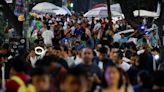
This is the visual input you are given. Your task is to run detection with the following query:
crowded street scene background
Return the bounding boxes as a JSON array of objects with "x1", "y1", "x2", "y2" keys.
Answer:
[{"x1": 0, "y1": 0, "x2": 164, "y2": 92}]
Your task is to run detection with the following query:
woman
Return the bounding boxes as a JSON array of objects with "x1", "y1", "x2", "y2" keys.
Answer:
[{"x1": 101, "y1": 64, "x2": 134, "y2": 92}]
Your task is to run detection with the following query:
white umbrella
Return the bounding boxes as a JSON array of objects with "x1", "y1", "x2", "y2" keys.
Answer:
[
  {"x1": 32, "y1": 2, "x2": 59, "y2": 13},
  {"x1": 84, "y1": 7, "x2": 123, "y2": 18},
  {"x1": 133, "y1": 10, "x2": 159, "y2": 17},
  {"x1": 53, "y1": 8, "x2": 68, "y2": 15}
]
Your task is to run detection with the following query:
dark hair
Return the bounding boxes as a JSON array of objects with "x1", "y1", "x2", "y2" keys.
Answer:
[
  {"x1": 103, "y1": 64, "x2": 124, "y2": 89},
  {"x1": 63, "y1": 66, "x2": 87, "y2": 82},
  {"x1": 61, "y1": 45, "x2": 69, "y2": 54},
  {"x1": 31, "y1": 67, "x2": 50, "y2": 77},
  {"x1": 116, "y1": 50, "x2": 124, "y2": 59},
  {"x1": 125, "y1": 50, "x2": 132, "y2": 59},
  {"x1": 35, "y1": 55, "x2": 57, "y2": 67},
  {"x1": 53, "y1": 45, "x2": 61, "y2": 51},
  {"x1": 98, "y1": 46, "x2": 108, "y2": 54},
  {"x1": 137, "y1": 70, "x2": 152, "y2": 88},
  {"x1": 111, "y1": 42, "x2": 120, "y2": 49},
  {"x1": 47, "y1": 25, "x2": 50, "y2": 30},
  {"x1": 10, "y1": 56, "x2": 30, "y2": 73}
]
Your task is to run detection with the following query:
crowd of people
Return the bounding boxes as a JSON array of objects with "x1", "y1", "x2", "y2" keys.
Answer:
[{"x1": 0, "y1": 13, "x2": 164, "y2": 92}]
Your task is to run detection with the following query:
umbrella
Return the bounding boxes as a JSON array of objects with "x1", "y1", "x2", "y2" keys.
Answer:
[
  {"x1": 53, "y1": 8, "x2": 68, "y2": 15},
  {"x1": 133, "y1": 10, "x2": 159, "y2": 17},
  {"x1": 32, "y1": 2, "x2": 70, "y2": 15},
  {"x1": 92, "y1": 4, "x2": 107, "y2": 9},
  {"x1": 84, "y1": 7, "x2": 123, "y2": 18},
  {"x1": 32, "y1": 2, "x2": 59, "y2": 13}
]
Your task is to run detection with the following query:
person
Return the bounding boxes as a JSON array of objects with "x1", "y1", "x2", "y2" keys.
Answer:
[
  {"x1": 133, "y1": 70, "x2": 152, "y2": 92},
  {"x1": 31, "y1": 67, "x2": 51, "y2": 92},
  {"x1": 35, "y1": 55, "x2": 67, "y2": 92},
  {"x1": 61, "y1": 45, "x2": 75, "y2": 67},
  {"x1": 74, "y1": 47, "x2": 102, "y2": 91},
  {"x1": 42, "y1": 25, "x2": 54, "y2": 46},
  {"x1": 109, "y1": 42, "x2": 120, "y2": 60},
  {"x1": 26, "y1": 49, "x2": 38, "y2": 68},
  {"x1": 74, "y1": 23, "x2": 83, "y2": 37},
  {"x1": 77, "y1": 47, "x2": 102, "y2": 78},
  {"x1": 112, "y1": 50, "x2": 131, "y2": 72},
  {"x1": 6, "y1": 56, "x2": 35, "y2": 92},
  {"x1": 61, "y1": 31, "x2": 72, "y2": 47},
  {"x1": 101, "y1": 64, "x2": 134, "y2": 92},
  {"x1": 118, "y1": 33, "x2": 128, "y2": 44},
  {"x1": 97, "y1": 46, "x2": 114, "y2": 71},
  {"x1": 34, "y1": 32, "x2": 44, "y2": 46},
  {"x1": 60, "y1": 66, "x2": 88, "y2": 92}
]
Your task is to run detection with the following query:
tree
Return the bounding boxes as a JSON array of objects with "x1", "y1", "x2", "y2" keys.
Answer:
[{"x1": 115, "y1": 0, "x2": 157, "y2": 29}]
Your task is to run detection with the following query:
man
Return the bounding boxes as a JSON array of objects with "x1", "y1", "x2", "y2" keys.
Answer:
[
  {"x1": 77, "y1": 48, "x2": 102, "y2": 92},
  {"x1": 118, "y1": 33, "x2": 128, "y2": 44},
  {"x1": 60, "y1": 66, "x2": 88, "y2": 92},
  {"x1": 61, "y1": 45, "x2": 75, "y2": 67},
  {"x1": 74, "y1": 23, "x2": 83, "y2": 37},
  {"x1": 97, "y1": 46, "x2": 114, "y2": 71},
  {"x1": 61, "y1": 31, "x2": 72, "y2": 47},
  {"x1": 112, "y1": 50, "x2": 131, "y2": 72},
  {"x1": 31, "y1": 67, "x2": 51, "y2": 92},
  {"x1": 42, "y1": 25, "x2": 54, "y2": 46}
]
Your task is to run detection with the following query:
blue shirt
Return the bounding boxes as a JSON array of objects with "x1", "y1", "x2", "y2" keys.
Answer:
[
  {"x1": 118, "y1": 37, "x2": 128, "y2": 43},
  {"x1": 61, "y1": 38, "x2": 72, "y2": 45},
  {"x1": 74, "y1": 28, "x2": 83, "y2": 36}
]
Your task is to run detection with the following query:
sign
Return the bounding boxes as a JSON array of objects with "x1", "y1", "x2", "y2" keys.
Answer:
[{"x1": 5, "y1": 0, "x2": 13, "y2": 3}]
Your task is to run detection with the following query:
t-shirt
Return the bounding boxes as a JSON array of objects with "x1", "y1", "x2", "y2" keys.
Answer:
[
  {"x1": 42, "y1": 30, "x2": 54, "y2": 45},
  {"x1": 77, "y1": 63, "x2": 103, "y2": 78}
]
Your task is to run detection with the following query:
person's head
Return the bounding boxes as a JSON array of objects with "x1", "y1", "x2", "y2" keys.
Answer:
[
  {"x1": 10, "y1": 56, "x2": 30, "y2": 77},
  {"x1": 61, "y1": 66, "x2": 87, "y2": 92},
  {"x1": 81, "y1": 48, "x2": 93, "y2": 64},
  {"x1": 66, "y1": 31, "x2": 71, "y2": 38},
  {"x1": 98, "y1": 46, "x2": 108, "y2": 60},
  {"x1": 43, "y1": 21, "x2": 48, "y2": 28},
  {"x1": 109, "y1": 44, "x2": 119, "y2": 60},
  {"x1": 112, "y1": 50, "x2": 124, "y2": 64},
  {"x1": 53, "y1": 45, "x2": 62, "y2": 57},
  {"x1": 61, "y1": 45, "x2": 69, "y2": 57},
  {"x1": 137, "y1": 70, "x2": 152, "y2": 88},
  {"x1": 31, "y1": 67, "x2": 50, "y2": 92},
  {"x1": 120, "y1": 33, "x2": 125, "y2": 38},
  {"x1": 104, "y1": 64, "x2": 123, "y2": 89},
  {"x1": 77, "y1": 23, "x2": 81, "y2": 29}
]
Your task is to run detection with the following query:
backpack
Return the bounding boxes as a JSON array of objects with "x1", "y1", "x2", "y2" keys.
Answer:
[{"x1": 11, "y1": 76, "x2": 36, "y2": 92}]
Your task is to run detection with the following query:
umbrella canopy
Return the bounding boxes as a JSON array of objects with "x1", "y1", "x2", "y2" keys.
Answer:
[
  {"x1": 84, "y1": 7, "x2": 123, "y2": 18},
  {"x1": 32, "y1": 2, "x2": 59, "y2": 13},
  {"x1": 32, "y1": 2, "x2": 70, "y2": 15},
  {"x1": 92, "y1": 4, "x2": 107, "y2": 9},
  {"x1": 53, "y1": 8, "x2": 68, "y2": 15},
  {"x1": 133, "y1": 10, "x2": 159, "y2": 17}
]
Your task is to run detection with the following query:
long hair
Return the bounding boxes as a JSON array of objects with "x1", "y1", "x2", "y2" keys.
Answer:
[{"x1": 102, "y1": 64, "x2": 124, "y2": 89}]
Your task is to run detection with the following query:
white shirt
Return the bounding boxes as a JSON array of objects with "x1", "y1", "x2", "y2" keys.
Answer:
[
  {"x1": 118, "y1": 61, "x2": 131, "y2": 71},
  {"x1": 42, "y1": 30, "x2": 54, "y2": 45},
  {"x1": 71, "y1": 56, "x2": 82, "y2": 65},
  {"x1": 93, "y1": 23, "x2": 101, "y2": 31}
]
